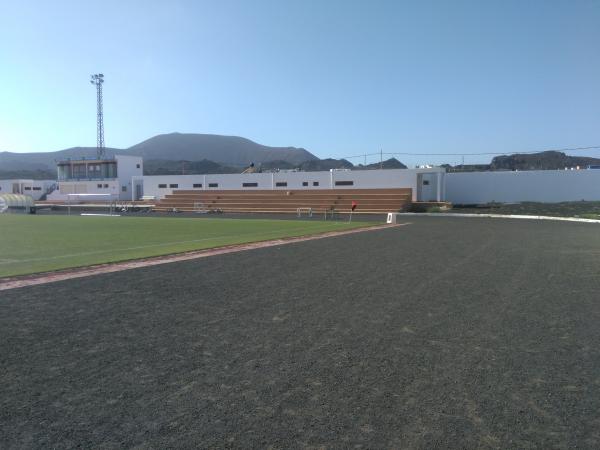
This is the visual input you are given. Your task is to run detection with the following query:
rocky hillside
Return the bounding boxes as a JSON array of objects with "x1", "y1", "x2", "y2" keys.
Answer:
[{"x1": 490, "y1": 151, "x2": 600, "y2": 171}]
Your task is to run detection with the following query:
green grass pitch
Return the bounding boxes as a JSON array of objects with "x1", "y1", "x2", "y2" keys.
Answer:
[{"x1": 0, "y1": 214, "x2": 374, "y2": 277}]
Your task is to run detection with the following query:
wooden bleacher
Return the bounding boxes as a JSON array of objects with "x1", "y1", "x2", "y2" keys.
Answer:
[{"x1": 153, "y1": 188, "x2": 412, "y2": 214}]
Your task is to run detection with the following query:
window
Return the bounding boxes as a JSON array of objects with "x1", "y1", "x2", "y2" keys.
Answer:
[
  {"x1": 24, "y1": 186, "x2": 32, "y2": 190},
  {"x1": 103, "y1": 184, "x2": 109, "y2": 188},
  {"x1": 302, "y1": 181, "x2": 308, "y2": 187},
  {"x1": 209, "y1": 183, "x2": 218, "y2": 188},
  {"x1": 193, "y1": 183, "x2": 203, "y2": 188},
  {"x1": 73, "y1": 164, "x2": 86, "y2": 179},
  {"x1": 423, "y1": 180, "x2": 430, "y2": 185},
  {"x1": 33, "y1": 187, "x2": 42, "y2": 191},
  {"x1": 276, "y1": 182, "x2": 287, "y2": 187},
  {"x1": 136, "y1": 164, "x2": 140, "y2": 169},
  {"x1": 122, "y1": 186, "x2": 127, "y2": 192},
  {"x1": 158, "y1": 184, "x2": 167, "y2": 188},
  {"x1": 313, "y1": 181, "x2": 319, "y2": 186},
  {"x1": 243, "y1": 182, "x2": 258, "y2": 187},
  {"x1": 169, "y1": 184, "x2": 178, "y2": 188},
  {"x1": 335, "y1": 180, "x2": 354, "y2": 186},
  {"x1": 97, "y1": 184, "x2": 102, "y2": 188}
]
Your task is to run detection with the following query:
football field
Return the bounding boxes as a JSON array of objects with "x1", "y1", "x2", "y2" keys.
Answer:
[{"x1": 0, "y1": 214, "x2": 373, "y2": 277}]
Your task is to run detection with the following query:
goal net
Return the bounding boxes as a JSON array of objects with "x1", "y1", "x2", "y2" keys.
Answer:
[
  {"x1": 194, "y1": 202, "x2": 208, "y2": 214},
  {"x1": 65, "y1": 193, "x2": 119, "y2": 216},
  {"x1": 297, "y1": 207, "x2": 313, "y2": 218}
]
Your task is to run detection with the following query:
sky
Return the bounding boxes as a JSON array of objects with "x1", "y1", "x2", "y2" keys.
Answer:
[{"x1": 0, "y1": 0, "x2": 599, "y2": 166}]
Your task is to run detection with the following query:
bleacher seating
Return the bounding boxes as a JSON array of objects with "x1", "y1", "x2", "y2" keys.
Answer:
[{"x1": 153, "y1": 188, "x2": 412, "y2": 214}]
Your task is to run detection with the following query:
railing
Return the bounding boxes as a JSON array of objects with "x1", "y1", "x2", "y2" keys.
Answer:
[{"x1": 57, "y1": 177, "x2": 118, "y2": 182}]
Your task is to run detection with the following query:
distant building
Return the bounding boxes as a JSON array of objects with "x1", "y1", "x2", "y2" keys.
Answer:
[
  {"x1": 141, "y1": 167, "x2": 447, "y2": 203},
  {"x1": 0, "y1": 179, "x2": 56, "y2": 200},
  {"x1": 47, "y1": 155, "x2": 143, "y2": 201}
]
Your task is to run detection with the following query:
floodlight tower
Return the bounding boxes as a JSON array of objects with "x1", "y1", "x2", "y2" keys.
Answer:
[{"x1": 90, "y1": 73, "x2": 105, "y2": 159}]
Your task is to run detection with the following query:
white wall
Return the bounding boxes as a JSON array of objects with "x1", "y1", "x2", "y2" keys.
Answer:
[
  {"x1": 48, "y1": 180, "x2": 120, "y2": 201},
  {"x1": 0, "y1": 179, "x2": 56, "y2": 200},
  {"x1": 142, "y1": 168, "x2": 446, "y2": 201},
  {"x1": 115, "y1": 155, "x2": 143, "y2": 200},
  {"x1": 446, "y1": 170, "x2": 600, "y2": 204},
  {"x1": 0, "y1": 180, "x2": 15, "y2": 195}
]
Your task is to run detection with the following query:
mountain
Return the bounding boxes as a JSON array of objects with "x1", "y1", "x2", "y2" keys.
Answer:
[
  {"x1": 143, "y1": 159, "x2": 240, "y2": 175},
  {"x1": 444, "y1": 151, "x2": 600, "y2": 172},
  {"x1": 8, "y1": 133, "x2": 595, "y2": 177},
  {"x1": 490, "y1": 151, "x2": 600, "y2": 171},
  {"x1": 355, "y1": 158, "x2": 407, "y2": 170},
  {"x1": 127, "y1": 133, "x2": 317, "y2": 166},
  {"x1": 0, "y1": 147, "x2": 120, "y2": 173},
  {"x1": 0, "y1": 133, "x2": 318, "y2": 177},
  {"x1": 258, "y1": 158, "x2": 354, "y2": 172},
  {"x1": 0, "y1": 168, "x2": 57, "y2": 180}
]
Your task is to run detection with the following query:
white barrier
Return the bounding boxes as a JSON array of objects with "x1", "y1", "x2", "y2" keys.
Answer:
[{"x1": 387, "y1": 212, "x2": 401, "y2": 224}]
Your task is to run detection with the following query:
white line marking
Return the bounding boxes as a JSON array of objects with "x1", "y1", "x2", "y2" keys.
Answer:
[{"x1": 397, "y1": 213, "x2": 600, "y2": 223}]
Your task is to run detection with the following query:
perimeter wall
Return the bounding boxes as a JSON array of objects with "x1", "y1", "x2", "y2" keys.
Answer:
[{"x1": 446, "y1": 170, "x2": 600, "y2": 204}]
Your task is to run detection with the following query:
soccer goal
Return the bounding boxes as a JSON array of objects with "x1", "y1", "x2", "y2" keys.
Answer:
[
  {"x1": 66, "y1": 193, "x2": 119, "y2": 216},
  {"x1": 297, "y1": 207, "x2": 313, "y2": 218},
  {"x1": 194, "y1": 201, "x2": 208, "y2": 214},
  {"x1": 323, "y1": 207, "x2": 339, "y2": 220}
]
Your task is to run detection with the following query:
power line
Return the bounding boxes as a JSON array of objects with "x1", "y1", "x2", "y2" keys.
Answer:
[{"x1": 342, "y1": 145, "x2": 600, "y2": 160}]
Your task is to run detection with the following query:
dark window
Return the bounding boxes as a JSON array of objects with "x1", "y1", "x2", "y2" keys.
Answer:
[
  {"x1": 103, "y1": 184, "x2": 109, "y2": 188},
  {"x1": 169, "y1": 184, "x2": 178, "y2": 188},
  {"x1": 313, "y1": 181, "x2": 319, "y2": 186},
  {"x1": 276, "y1": 182, "x2": 287, "y2": 187},
  {"x1": 335, "y1": 180, "x2": 354, "y2": 186},
  {"x1": 209, "y1": 183, "x2": 218, "y2": 188},
  {"x1": 33, "y1": 187, "x2": 42, "y2": 191},
  {"x1": 302, "y1": 181, "x2": 308, "y2": 186},
  {"x1": 242, "y1": 182, "x2": 258, "y2": 187},
  {"x1": 97, "y1": 184, "x2": 102, "y2": 188},
  {"x1": 136, "y1": 164, "x2": 140, "y2": 169},
  {"x1": 423, "y1": 180, "x2": 430, "y2": 185},
  {"x1": 158, "y1": 184, "x2": 167, "y2": 188},
  {"x1": 193, "y1": 183, "x2": 203, "y2": 188},
  {"x1": 122, "y1": 186, "x2": 127, "y2": 192},
  {"x1": 24, "y1": 187, "x2": 32, "y2": 190}
]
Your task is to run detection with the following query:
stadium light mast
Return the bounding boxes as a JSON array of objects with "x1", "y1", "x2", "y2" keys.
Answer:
[{"x1": 90, "y1": 73, "x2": 105, "y2": 159}]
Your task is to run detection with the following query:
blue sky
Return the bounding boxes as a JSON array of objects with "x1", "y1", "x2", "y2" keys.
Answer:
[{"x1": 1, "y1": 0, "x2": 599, "y2": 165}]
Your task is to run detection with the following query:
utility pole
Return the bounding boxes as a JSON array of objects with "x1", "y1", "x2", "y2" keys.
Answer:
[
  {"x1": 90, "y1": 74, "x2": 105, "y2": 159},
  {"x1": 380, "y1": 149, "x2": 383, "y2": 169}
]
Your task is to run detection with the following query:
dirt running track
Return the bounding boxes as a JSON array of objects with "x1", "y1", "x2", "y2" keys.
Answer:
[{"x1": 1, "y1": 216, "x2": 600, "y2": 448}]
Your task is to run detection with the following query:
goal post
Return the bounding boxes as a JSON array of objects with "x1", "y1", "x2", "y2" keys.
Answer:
[
  {"x1": 323, "y1": 207, "x2": 338, "y2": 220},
  {"x1": 66, "y1": 193, "x2": 119, "y2": 216},
  {"x1": 297, "y1": 207, "x2": 313, "y2": 218},
  {"x1": 194, "y1": 201, "x2": 208, "y2": 214}
]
